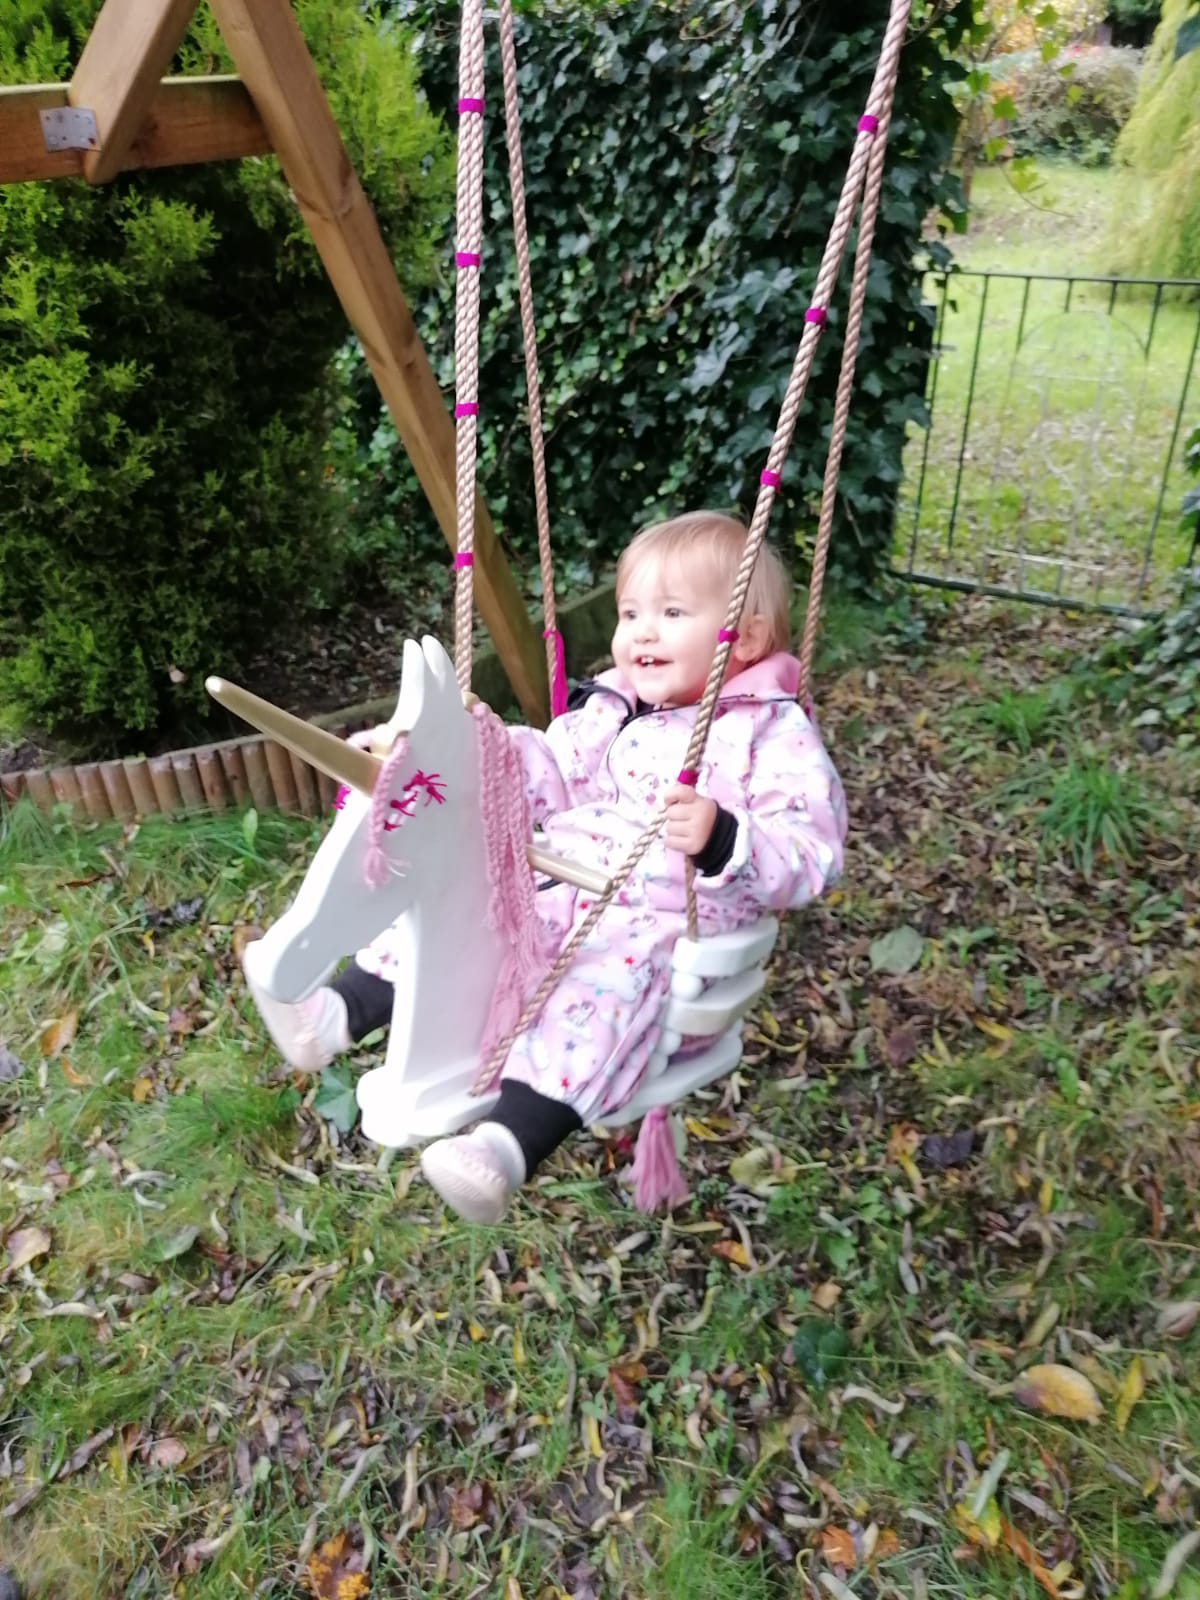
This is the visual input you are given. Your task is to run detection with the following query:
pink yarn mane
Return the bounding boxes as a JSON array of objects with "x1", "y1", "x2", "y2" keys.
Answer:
[
  {"x1": 472, "y1": 704, "x2": 550, "y2": 1089},
  {"x1": 363, "y1": 733, "x2": 411, "y2": 888}
]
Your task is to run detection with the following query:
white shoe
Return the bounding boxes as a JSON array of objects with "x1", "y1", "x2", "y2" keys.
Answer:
[
  {"x1": 242, "y1": 953, "x2": 350, "y2": 1074},
  {"x1": 421, "y1": 1127, "x2": 524, "y2": 1224}
]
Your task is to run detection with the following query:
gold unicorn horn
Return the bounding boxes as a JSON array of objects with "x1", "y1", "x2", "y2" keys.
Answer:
[{"x1": 206, "y1": 677, "x2": 382, "y2": 796}]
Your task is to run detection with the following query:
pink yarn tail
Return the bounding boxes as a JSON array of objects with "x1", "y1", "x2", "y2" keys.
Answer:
[
  {"x1": 473, "y1": 705, "x2": 551, "y2": 1087},
  {"x1": 545, "y1": 628, "x2": 569, "y2": 720},
  {"x1": 630, "y1": 1106, "x2": 689, "y2": 1211}
]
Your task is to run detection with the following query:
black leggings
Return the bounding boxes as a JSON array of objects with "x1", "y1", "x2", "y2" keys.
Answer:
[{"x1": 329, "y1": 963, "x2": 580, "y2": 1175}]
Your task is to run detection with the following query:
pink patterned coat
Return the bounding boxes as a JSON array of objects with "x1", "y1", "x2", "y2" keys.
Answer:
[{"x1": 361, "y1": 652, "x2": 847, "y2": 1122}]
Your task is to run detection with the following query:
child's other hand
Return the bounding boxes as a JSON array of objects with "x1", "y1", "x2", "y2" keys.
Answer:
[{"x1": 663, "y1": 785, "x2": 717, "y2": 857}]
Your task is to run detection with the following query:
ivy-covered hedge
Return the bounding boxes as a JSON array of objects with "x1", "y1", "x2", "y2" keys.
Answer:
[
  {"x1": 338, "y1": 0, "x2": 968, "y2": 604},
  {"x1": 0, "y1": 0, "x2": 451, "y2": 751}
]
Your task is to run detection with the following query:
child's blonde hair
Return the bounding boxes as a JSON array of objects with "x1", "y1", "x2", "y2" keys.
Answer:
[{"x1": 616, "y1": 511, "x2": 792, "y2": 661}]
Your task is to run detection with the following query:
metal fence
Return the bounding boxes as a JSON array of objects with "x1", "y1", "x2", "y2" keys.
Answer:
[{"x1": 895, "y1": 270, "x2": 1200, "y2": 617}]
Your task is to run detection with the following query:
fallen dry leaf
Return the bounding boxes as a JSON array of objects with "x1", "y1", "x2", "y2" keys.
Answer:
[
  {"x1": 1014, "y1": 1364, "x2": 1104, "y2": 1423},
  {"x1": 812, "y1": 1280, "x2": 842, "y2": 1311},
  {"x1": 1001, "y1": 1516, "x2": 1062, "y2": 1599},
  {"x1": 39, "y1": 1010, "x2": 79, "y2": 1058},
  {"x1": 147, "y1": 1437, "x2": 188, "y2": 1469},
  {"x1": 820, "y1": 1526, "x2": 858, "y2": 1569},
  {"x1": 712, "y1": 1239, "x2": 751, "y2": 1269},
  {"x1": 6, "y1": 1226, "x2": 52, "y2": 1273},
  {"x1": 1156, "y1": 1301, "x2": 1200, "y2": 1340},
  {"x1": 1115, "y1": 1356, "x2": 1145, "y2": 1436},
  {"x1": 305, "y1": 1530, "x2": 368, "y2": 1599}
]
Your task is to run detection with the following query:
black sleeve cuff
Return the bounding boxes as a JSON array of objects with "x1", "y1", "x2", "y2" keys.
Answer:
[{"x1": 691, "y1": 802, "x2": 738, "y2": 877}]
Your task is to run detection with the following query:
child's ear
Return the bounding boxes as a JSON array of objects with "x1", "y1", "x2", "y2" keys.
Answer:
[{"x1": 732, "y1": 614, "x2": 770, "y2": 664}]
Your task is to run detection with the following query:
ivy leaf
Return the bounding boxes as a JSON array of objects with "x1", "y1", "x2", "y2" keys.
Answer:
[
  {"x1": 869, "y1": 925, "x2": 925, "y2": 975},
  {"x1": 1176, "y1": 14, "x2": 1200, "y2": 59},
  {"x1": 313, "y1": 1066, "x2": 359, "y2": 1134},
  {"x1": 792, "y1": 1322, "x2": 851, "y2": 1391}
]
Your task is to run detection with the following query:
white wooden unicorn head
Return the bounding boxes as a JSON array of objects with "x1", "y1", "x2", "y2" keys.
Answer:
[{"x1": 211, "y1": 637, "x2": 508, "y2": 1146}]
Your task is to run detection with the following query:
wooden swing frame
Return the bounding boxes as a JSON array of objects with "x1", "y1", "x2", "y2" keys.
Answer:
[{"x1": 0, "y1": 0, "x2": 552, "y2": 726}]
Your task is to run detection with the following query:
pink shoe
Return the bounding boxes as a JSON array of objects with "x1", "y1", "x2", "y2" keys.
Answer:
[
  {"x1": 421, "y1": 1130, "x2": 521, "y2": 1224},
  {"x1": 242, "y1": 951, "x2": 348, "y2": 1073}
]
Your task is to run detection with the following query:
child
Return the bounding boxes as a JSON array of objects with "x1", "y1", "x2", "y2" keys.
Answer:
[{"x1": 251, "y1": 512, "x2": 847, "y2": 1222}]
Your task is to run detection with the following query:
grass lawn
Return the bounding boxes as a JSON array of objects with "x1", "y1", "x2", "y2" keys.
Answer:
[
  {"x1": 2, "y1": 594, "x2": 1199, "y2": 1598},
  {"x1": 897, "y1": 163, "x2": 1200, "y2": 612}
]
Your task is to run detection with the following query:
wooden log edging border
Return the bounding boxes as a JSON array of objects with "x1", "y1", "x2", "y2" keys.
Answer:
[{"x1": 0, "y1": 583, "x2": 618, "y2": 825}]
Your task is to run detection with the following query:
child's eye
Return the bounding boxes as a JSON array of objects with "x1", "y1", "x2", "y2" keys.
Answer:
[{"x1": 665, "y1": 608, "x2": 682, "y2": 619}]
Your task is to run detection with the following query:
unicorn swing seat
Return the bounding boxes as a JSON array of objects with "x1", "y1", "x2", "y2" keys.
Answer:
[{"x1": 209, "y1": 0, "x2": 908, "y2": 1176}]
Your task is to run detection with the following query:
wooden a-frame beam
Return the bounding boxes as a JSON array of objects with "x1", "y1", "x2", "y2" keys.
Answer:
[
  {"x1": 69, "y1": 0, "x2": 200, "y2": 184},
  {"x1": 208, "y1": 0, "x2": 549, "y2": 724},
  {"x1": 0, "y1": 78, "x2": 269, "y2": 185}
]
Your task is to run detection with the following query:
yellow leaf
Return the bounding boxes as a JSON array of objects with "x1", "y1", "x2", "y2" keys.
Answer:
[
  {"x1": 467, "y1": 1322, "x2": 487, "y2": 1343},
  {"x1": 60, "y1": 1057, "x2": 91, "y2": 1087},
  {"x1": 712, "y1": 1239, "x2": 751, "y2": 1269},
  {"x1": 684, "y1": 1117, "x2": 724, "y2": 1142},
  {"x1": 812, "y1": 1280, "x2": 842, "y2": 1311},
  {"x1": 872, "y1": 1528, "x2": 902, "y2": 1562},
  {"x1": 759, "y1": 1010, "x2": 780, "y2": 1039},
  {"x1": 1014, "y1": 1364, "x2": 1104, "y2": 1423},
  {"x1": 1039, "y1": 1176, "x2": 1054, "y2": 1215},
  {"x1": 975, "y1": 1016, "x2": 1014, "y2": 1045},
  {"x1": 504, "y1": 1580, "x2": 523, "y2": 1600},
  {"x1": 131, "y1": 1077, "x2": 155, "y2": 1103},
  {"x1": 6, "y1": 1226, "x2": 52, "y2": 1272},
  {"x1": 584, "y1": 1414, "x2": 603, "y2": 1458},
  {"x1": 1115, "y1": 1355, "x2": 1145, "y2": 1435},
  {"x1": 897, "y1": 1151, "x2": 925, "y2": 1198},
  {"x1": 953, "y1": 1495, "x2": 1003, "y2": 1549},
  {"x1": 511, "y1": 1326, "x2": 525, "y2": 1367},
  {"x1": 40, "y1": 1010, "x2": 79, "y2": 1057}
]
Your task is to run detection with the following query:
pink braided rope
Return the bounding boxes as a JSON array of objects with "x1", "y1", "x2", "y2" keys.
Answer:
[
  {"x1": 796, "y1": 62, "x2": 899, "y2": 703},
  {"x1": 498, "y1": 0, "x2": 564, "y2": 717},
  {"x1": 452, "y1": 0, "x2": 487, "y2": 697}
]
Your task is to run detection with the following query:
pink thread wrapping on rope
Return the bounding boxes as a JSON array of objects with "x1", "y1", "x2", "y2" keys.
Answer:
[
  {"x1": 717, "y1": 628, "x2": 739, "y2": 643},
  {"x1": 455, "y1": 402, "x2": 479, "y2": 417},
  {"x1": 454, "y1": 552, "x2": 474, "y2": 568},
  {"x1": 363, "y1": 733, "x2": 411, "y2": 888},
  {"x1": 760, "y1": 469, "x2": 782, "y2": 488},
  {"x1": 543, "y1": 628, "x2": 569, "y2": 719},
  {"x1": 630, "y1": 1106, "x2": 689, "y2": 1211},
  {"x1": 677, "y1": 768, "x2": 699, "y2": 787},
  {"x1": 858, "y1": 114, "x2": 880, "y2": 133},
  {"x1": 805, "y1": 306, "x2": 828, "y2": 327},
  {"x1": 458, "y1": 96, "x2": 484, "y2": 113},
  {"x1": 472, "y1": 705, "x2": 551, "y2": 1086},
  {"x1": 455, "y1": 251, "x2": 482, "y2": 267}
]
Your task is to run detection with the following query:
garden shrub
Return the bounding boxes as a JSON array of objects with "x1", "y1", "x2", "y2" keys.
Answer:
[
  {"x1": 0, "y1": 0, "x2": 451, "y2": 752},
  {"x1": 1108, "y1": 0, "x2": 1200, "y2": 278},
  {"x1": 339, "y1": 0, "x2": 969, "y2": 607},
  {"x1": 992, "y1": 44, "x2": 1143, "y2": 165}
]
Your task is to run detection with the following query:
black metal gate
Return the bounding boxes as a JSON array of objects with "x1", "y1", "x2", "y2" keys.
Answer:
[{"x1": 896, "y1": 270, "x2": 1200, "y2": 617}]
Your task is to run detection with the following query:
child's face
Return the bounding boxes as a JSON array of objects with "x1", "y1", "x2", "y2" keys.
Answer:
[{"x1": 612, "y1": 556, "x2": 731, "y2": 707}]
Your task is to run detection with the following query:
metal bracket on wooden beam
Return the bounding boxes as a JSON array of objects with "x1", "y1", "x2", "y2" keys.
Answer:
[{"x1": 39, "y1": 106, "x2": 99, "y2": 153}]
